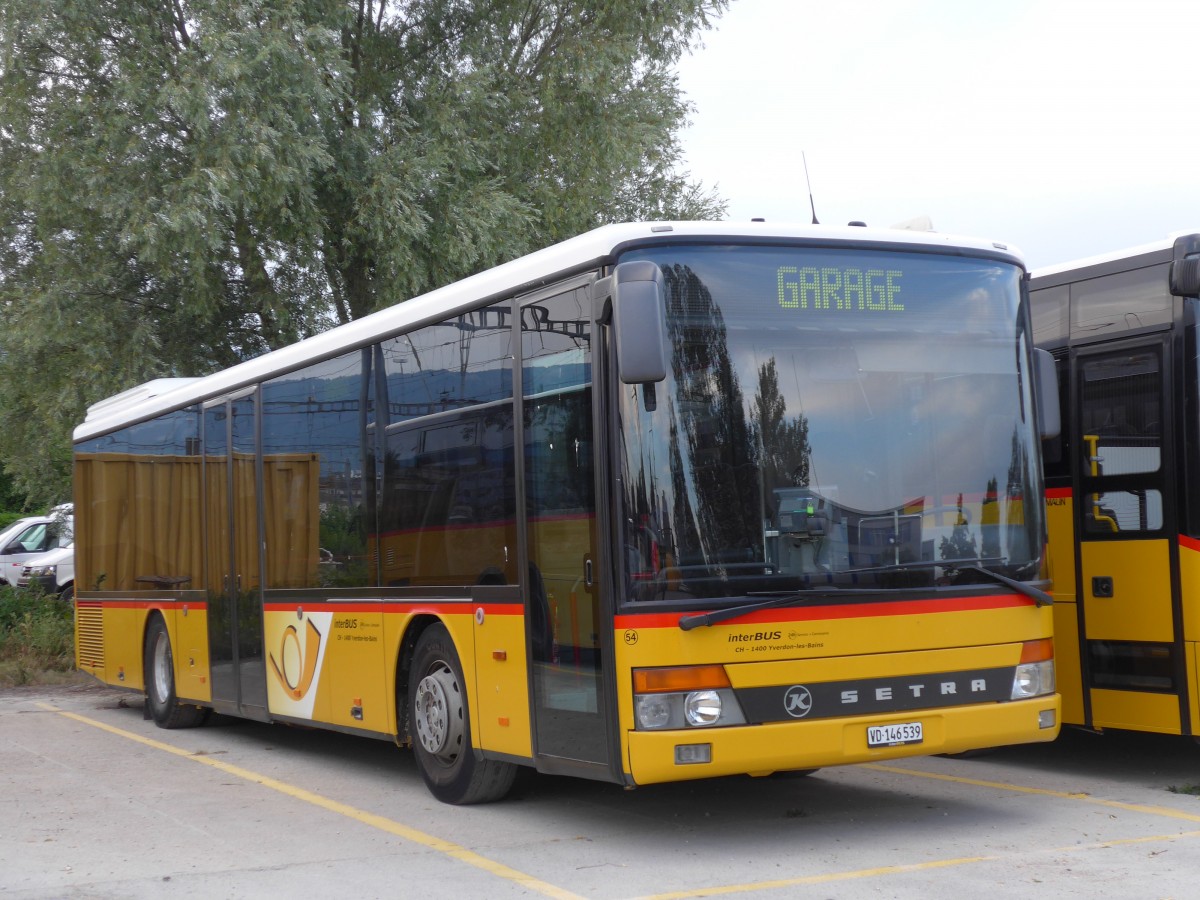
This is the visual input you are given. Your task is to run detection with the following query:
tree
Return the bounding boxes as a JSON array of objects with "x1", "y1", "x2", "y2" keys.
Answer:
[
  {"x1": 751, "y1": 357, "x2": 810, "y2": 505},
  {"x1": 0, "y1": 0, "x2": 728, "y2": 503}
]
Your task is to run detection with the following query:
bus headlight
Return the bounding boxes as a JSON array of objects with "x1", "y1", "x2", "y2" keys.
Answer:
[
  {"x1": 1011, "y1": 659, "x2": 1055, "y2": 699},
  {"x1": 633, "y1": 666, "x2": 747, "y2": 730},
  {"x1": 684, "y1": 690, "x2": 723, "y2": 726},
  {"x1": 636, "y1": 694, "x2": 673, "y2": 730},
  {"x1": 1010, "y1": 638, "x2": 1055, "y2": 700}
]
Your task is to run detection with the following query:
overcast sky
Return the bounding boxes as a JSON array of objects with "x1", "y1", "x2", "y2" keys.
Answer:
[{"x1": 676, "y1": 0, "x2": 1200, "y2": 269}]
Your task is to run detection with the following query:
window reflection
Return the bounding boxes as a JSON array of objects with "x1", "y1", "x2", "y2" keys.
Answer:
[
  {"x1": 376, "y1": 302, "x2": 517, "y2": 588},
  {"x1": 261, "y1": 351, "x2": 374, "y2": 588},
  {"x1": 618, "y1": 246, "x2": 1041, "y2": 598}
]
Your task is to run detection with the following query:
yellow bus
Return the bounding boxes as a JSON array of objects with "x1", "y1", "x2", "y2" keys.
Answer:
[
  {"x1": 74, "y1": 222, "x2": 1061, "y2": 804},
  {"x1": 1032, "y1": 233, "x2": 1200, "y2": 738}
]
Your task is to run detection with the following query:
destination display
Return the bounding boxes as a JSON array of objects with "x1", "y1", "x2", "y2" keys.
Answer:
[{"x1": 777, "y1": 265, "x2": 904, "y2": 312}]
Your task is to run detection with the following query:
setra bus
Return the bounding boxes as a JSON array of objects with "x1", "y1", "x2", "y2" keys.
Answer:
[
  {"x1": 1031, "y1": 233, "x2": 1200, "y2": 737},
  {"x1": 74, "y1": 221, "x2": 1061, "y2": 804}
]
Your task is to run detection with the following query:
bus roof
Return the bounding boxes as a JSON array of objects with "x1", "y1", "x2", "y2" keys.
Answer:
[
  {"x1": 1031, "y1": 231, "x2": 1200, "y2": 282},
  {"x1": 75, "y1": 220, "x2": 1024, "y2": 442}
]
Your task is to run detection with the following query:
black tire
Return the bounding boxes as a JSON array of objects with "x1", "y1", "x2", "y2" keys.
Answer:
[
  {"x1": 144, "y1": 615, "x2": 208, "y2": 729},
  {"x1": 58, "y1": 584, "x2": 74, "y2": 604},
  {"x1": 408, "y1": 623, "x2": 516, "y2": 804}
]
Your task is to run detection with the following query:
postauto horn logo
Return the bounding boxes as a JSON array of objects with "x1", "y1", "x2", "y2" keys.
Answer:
[{"x1": 269, "y1": 617, "x2": 323, "y2": 701}]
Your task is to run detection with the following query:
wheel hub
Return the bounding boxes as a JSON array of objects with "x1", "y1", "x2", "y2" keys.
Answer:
[{"x1": 414, "y1": 663, "x2": 463, "y2": 762}]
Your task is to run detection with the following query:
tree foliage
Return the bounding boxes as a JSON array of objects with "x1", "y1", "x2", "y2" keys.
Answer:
[{"x1": 0, "y1": 0, "x2": 728, "y2": 503}]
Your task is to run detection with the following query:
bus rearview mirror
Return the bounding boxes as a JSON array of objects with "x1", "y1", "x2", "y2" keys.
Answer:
[
  {"x1": 1170, "y1": 257, "x2": 1200, "y2": 297},
  {"x1": 603, "y1": 261, "x2": 669, "y2": 385},
  {"x1": 1034, "y1": 348, "x2": 1061, "y2": 440}
]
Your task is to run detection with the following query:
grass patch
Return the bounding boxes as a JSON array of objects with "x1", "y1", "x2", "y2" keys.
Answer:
[
  {"x1": 1167, "y1": 784, "x2": 1200, "y2": 797},
  {"x1": 0, "y1": 585, "x2": 76, "y2": 688}
]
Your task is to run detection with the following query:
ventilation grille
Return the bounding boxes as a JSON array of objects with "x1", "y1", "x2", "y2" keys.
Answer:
[{"x1": 75, "y1": 603, "x2": 105, "y2": 669}]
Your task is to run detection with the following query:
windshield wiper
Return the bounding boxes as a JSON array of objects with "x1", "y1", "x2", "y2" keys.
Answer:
[
  {"x1": 838, "y1": 558, "x2": 1053, "y2": 607},
  {"x1": 678, "y1": 591, "x2": 816, "y2": 631},
  {"x1": 960, "y1": 564, "x2": 1053, "y2": 607},
  {"x1": 677, "y1": 586, "x2": 880, "y2": 631},
  {"x1": 676, "y1": 560, "x2": 1052, "y2": 631}
]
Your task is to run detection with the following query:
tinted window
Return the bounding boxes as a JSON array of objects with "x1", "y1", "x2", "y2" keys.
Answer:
[
  {"x1": 1070, "y1": 264, "x2": 1172, "y2": 339},
  {"x1": 73, "y1": 406, "x2": 202, "y2": 591},
  {"x1": 377, "y1": 302, "x2": 517, "y2": 587},
  {"x1": 380, "y1": 306, "x2": 513, "y2": 425},
  {"x1": 261, "y1": 350, "x2": 374, "y2": 588}
]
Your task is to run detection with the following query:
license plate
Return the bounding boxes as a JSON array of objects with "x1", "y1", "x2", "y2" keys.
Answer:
[{"x1": 867, "y1": 721, "x2": 923, "y2": 748}]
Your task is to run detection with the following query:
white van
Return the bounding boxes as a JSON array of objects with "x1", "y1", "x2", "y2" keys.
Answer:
[
  {"x1": 0, "y1": 505, "x2": 73, "y2": 586},
  {"x1": 18, "y1": 543, "x2": 74, "y2": 602},
  {"x1": 0, "y1": 517, "x2": 40, "y2": 557}
]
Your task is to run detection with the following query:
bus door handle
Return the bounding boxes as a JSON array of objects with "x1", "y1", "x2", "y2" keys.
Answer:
[{"x1": 584, "y1": 557, "x2": 594, "y2": 588}]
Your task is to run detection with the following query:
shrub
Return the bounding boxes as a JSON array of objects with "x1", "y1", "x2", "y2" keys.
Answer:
[{"x1": 0, "y1": 585, "x2": 75, "y2": 686}]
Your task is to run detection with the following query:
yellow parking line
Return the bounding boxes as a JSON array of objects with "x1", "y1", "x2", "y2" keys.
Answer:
[
  {"x1": 628, "y1": 856, "x2": 994, "y2": 899},
  {"x1": 37, "y1": 701, "x2": 1200, "y2": 900},
  {"x1": 36, "y1": 702, "x2": 585, "y2": 900},
  {"x1": 864, "y1": 763, "x2": 1200, "y2": 824},
  {"x1": 629, "y1": 831, "x2": 1200, "y2": 900}
]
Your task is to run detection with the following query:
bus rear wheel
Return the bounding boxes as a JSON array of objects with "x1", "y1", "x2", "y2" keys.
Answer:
[
  {"x1": 144, "y1": 615, "x2": 208, "y2": 729},
  {"x1": 408, "y1": 623, "x2": 516, "y2": 804}
]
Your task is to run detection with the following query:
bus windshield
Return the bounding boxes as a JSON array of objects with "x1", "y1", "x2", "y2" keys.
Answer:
[{"x1": 617, "y1": 243, "x2": 1042, "y2": 600}]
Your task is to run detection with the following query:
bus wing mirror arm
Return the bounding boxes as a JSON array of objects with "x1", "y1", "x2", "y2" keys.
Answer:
[
  {"x1": 1034, "y1": 348, "x2": 1061, "y2": 440},
  {"x1": 594, "y1": 261, "x2": 669, "y2": 385}
]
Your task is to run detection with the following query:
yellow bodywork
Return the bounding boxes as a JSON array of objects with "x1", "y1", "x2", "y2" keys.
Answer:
[{"x1": 615, "y1": 600, "x2": 1058, "y2": 784}]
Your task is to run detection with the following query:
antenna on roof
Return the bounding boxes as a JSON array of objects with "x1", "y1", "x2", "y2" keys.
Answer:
[{"x1": 802, "y1": 152, "x2": 819, "y2": 225}]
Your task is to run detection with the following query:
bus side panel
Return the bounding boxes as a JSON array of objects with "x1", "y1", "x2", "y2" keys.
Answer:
[
  {"x1": 470, "y1": 606, "x2": 532, "y2": 759},
  {"x1": 614, "y1": 602, "x2": 1057, "y2": 784},
  {"x1": 74, "y1": 602, "x2": 206, "y2": 702},
  {"x1": 263, "y1": 606, "x2": 345, "y2": 729},
  {"x1": 104, "y1": 605, "x2": 147, "y2": 692},
  {"x1": 1089, "y1": 689, "x2": 1181, "y2": 734},
  {"x1": 1045, "y1": 490, "x2": 1084, "y2": 725},
  {"x1": 409, "y1": 608, "x2": 531, "y2": 760},
  {"x1": 174, "y1": 601, "x2": 212, "y2": 704},
  {"x1": 1079, "y1": 540, "x2": 1174, "y2": 642},
  {"x1": 259, "y1": 605, "x2": 532, "y2": 758},
  {"x1": 1177, "y1": 538, "x2": 1200, "y2": 733},
  {"x1": 1188, "y1": 642, "x2": 1200, "y2": 737},
  {"x1": 1052, "y1": 605, "x2": 1083, "y2": 726}
]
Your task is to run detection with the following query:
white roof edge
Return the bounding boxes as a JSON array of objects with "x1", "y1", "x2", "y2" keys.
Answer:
[
  {"x1": 74, "y1": 220, "x2": 1024, "y2": 442},
  {"x1": 1032, "y1": 229, "x2": 1200, "y2": 280},
  {"x1": 83, "y1": 377, "x2": 203, "y2": 423}
]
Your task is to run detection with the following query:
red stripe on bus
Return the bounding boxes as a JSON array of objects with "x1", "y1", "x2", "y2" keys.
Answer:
[
  {"x1": 1179, "y1": 534, "x2": 1200, "y2": 553},
  {"x1": 614, "y1": 593, "x2": 1033, "y2": 631},
  {"x1": 262, "y1": 601, "x2": 522, "y2": 616},
  {"x1": 1045, "y1": 487, "x2": 1072, "y2": 500},
  {"x1": 78, "y1": 599, "x2": 200, "y2": 611},
  {"x1": 75, "y1": 598, "x2": 522, "y2": 616}
]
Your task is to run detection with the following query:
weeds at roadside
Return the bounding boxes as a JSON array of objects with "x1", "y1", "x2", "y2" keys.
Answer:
[
  {"x1": 0, "y1": 585, "x2": 75, "y2": 687},
  {"x1": 1167, "y1": 784, "x2": 1200, "y2": 797}
]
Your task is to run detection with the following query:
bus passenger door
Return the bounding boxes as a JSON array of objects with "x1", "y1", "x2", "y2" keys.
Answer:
[
  {"x1": 204, "y1": 392, "x2": 269, "y2": 721},
  {"x1": 1075, "y1": 343, "x2": 1186, "y2": 733},
  {"x1": 521, "y1": 288, "x2": 611, "y2": 772}
]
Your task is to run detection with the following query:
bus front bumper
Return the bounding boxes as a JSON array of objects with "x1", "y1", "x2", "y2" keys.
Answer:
[{"x1": 625, "y1": 695, "x2": 1061, "y2": 786}]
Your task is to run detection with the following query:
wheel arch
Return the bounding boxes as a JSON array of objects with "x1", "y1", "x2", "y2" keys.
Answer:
[
  {"x1": 140, "y1": 606, "x2": 170, "y2": 689},
  {"x1": 394, "y1": 613, "x2": 444, "y2": 747}
]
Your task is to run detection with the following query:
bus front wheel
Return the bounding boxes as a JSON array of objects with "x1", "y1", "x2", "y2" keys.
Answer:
[
  {"x1": 408, "y1": 623, "x2": 516, "y2": 804},
  {"x1": 143, "y1": 616, "x2": 208, "y2": 729}
]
